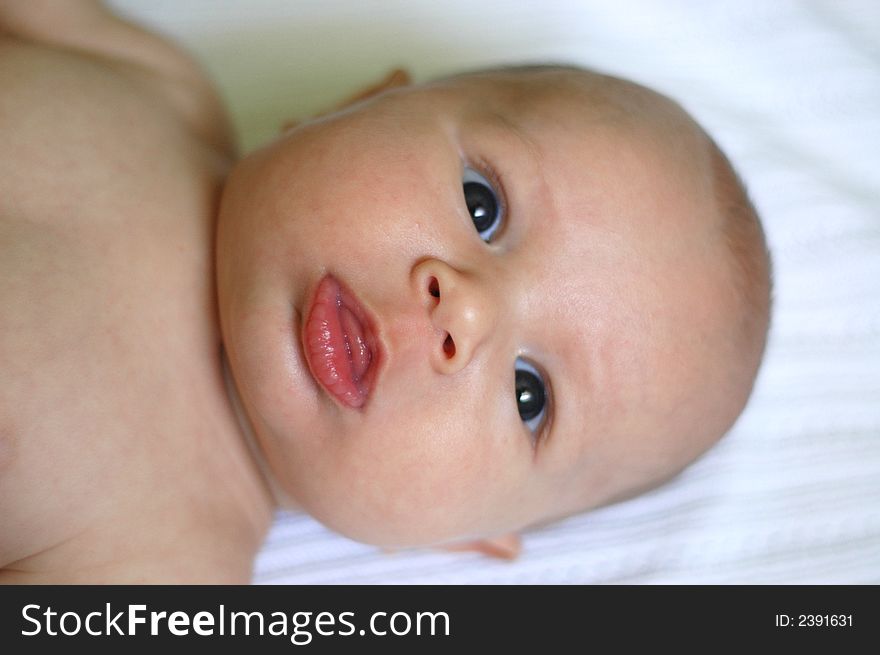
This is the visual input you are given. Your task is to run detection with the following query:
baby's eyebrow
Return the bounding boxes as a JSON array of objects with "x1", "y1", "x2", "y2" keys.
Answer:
[
  {"x1": 482, "y1": 109, "x2": 556, "y2": 228},
  {"x1": 486, "y1": 110, "x2": 542, "y2": 162}
]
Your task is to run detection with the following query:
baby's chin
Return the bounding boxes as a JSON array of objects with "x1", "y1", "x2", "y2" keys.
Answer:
[
  {"x1": 266, "y1": 474, "x2": 511, "y2": 550},
  {"x1": 303, "y1": 501, "x2": 489, "y2": 550}
]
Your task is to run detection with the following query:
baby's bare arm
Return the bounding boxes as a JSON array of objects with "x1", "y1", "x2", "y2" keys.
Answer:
[{"x1": 0, "y1": 0, "x2": 234, "y2": 154}]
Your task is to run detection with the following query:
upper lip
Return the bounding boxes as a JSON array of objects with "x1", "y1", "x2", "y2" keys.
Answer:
[{"x1": 301, "y1": 274, "x2": 384, "y2": 410}]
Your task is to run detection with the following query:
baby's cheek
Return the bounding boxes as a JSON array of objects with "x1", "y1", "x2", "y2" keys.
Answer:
[{"x1": 309, "y1": 424, "x2": 497, "y2": 546}]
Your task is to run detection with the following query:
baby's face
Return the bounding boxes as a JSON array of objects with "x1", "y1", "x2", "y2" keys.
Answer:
[{"x1": 217, "y1": 70, "x2": 741, "y2": 547}]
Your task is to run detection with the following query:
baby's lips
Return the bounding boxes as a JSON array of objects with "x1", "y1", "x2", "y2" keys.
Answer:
[
  {"x1": 303, "y1": 275, "x2": 381, "y2": 409},
  {"x1": 339, "y1": 303, "x2": 372, "y2": 382}
]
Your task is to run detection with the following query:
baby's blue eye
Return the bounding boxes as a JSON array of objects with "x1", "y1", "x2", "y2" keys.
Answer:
[
  {"x1": 463, "y1": 167, "x2": 503, "y2": 242},
  {"x1": 515, "y1": 358, "x2": 547, "y2": 436}
]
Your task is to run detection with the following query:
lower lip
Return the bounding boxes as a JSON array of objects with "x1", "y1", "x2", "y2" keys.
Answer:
[{"x1": 303, "y1": 275, "x2": 380, "y2": 409}]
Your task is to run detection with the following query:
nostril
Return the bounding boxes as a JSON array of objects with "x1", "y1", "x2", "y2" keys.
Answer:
[
  {"x1": 428, "y1": 276, "x2": 440, "y2": 298},
  {"x1": 443, "y1": 333, "x2": 455, "y2": 358}
]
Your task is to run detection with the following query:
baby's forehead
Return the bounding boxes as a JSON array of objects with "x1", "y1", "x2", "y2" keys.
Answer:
[
  {"x1": 441, "y1": 67, "x2": 656, "y2": 127},
  {"x1": 442, "y1": 69, "x2": 606, "y2": 131},
  {"x1": 445, "y1": 68, "x2": 708, "y2": 162}
]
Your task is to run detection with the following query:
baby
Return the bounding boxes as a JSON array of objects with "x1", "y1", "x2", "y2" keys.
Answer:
[{"x1": 0, "y1": 2, "x2": 771, "y2": 582}]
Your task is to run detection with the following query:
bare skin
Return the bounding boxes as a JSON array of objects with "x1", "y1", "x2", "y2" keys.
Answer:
[
  {"x1": 0, "y1": 3, "x2": 273, "y2": 582},
  {"x1": 1, "y1": 5, "x2": 763, "y2": 581},
  {"x1": 0, "y1": 7, "x2": 516, "y2": 582}
]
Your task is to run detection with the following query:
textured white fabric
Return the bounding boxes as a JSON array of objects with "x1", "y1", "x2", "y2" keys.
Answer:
[{"x1": 112, "y1": 0, "x2": 880, "y2": 583}]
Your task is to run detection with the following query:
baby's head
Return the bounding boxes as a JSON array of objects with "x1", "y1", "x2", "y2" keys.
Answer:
[{"x1": 216, "y1": 65, "x2": 771, "y2": 548}]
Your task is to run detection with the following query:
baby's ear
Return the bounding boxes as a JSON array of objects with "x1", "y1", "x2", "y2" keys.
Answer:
[
  {"x1": 333, "y1": 68, "x2": 411, "y2": 109},
  {"x1": 440, "y1": 533, "x2": 522, "y2": 561},
  {"x1": 281, "y1": 69, "x2": 411, "y2": 132}
]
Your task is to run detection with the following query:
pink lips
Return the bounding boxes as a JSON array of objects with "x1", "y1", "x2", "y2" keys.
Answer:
[{"x1": 303, "y1": 275, "x2": 380, "y2": 409}]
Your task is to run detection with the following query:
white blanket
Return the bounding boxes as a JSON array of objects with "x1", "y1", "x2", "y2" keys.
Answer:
[{"x1": 112, "y1": 0, "x2": 880, "y2": 583}]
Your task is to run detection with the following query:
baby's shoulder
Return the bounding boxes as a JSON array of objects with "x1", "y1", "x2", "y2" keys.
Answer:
[
  {"x1": 0, "y1": 2, "x2": 234, "y2": 156},
  {"x1": 0, "y1": 35, "x2": 231, "y2": 228},
  {"x1": 0, "y1": 34, "x2": 243, "y2": 579}
]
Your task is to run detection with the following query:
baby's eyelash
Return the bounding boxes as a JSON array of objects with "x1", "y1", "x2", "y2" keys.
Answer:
[{"x1": 535, "y1": 373, "x2": 553, "y2": 451}]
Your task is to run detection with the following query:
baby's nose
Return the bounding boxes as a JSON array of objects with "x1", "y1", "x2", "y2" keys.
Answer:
[{"x1": 411, "y1": 258, "x2": 498, "y2": 375}]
